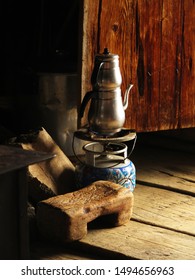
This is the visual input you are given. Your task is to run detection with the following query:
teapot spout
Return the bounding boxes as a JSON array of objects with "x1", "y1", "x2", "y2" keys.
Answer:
[{"x1": 123, "y1": 84, "x2": 133, "y2": 110}]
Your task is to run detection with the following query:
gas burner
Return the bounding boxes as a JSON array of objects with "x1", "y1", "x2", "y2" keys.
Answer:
[
  {"x1": 74, "y1": 139, "x2": 136, "y2": 192},
  {"x1": 74, "y1": 127, "x2": 136, "y2": 143}
]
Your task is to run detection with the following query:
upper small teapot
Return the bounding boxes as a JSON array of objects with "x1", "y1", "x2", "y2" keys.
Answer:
[{"x1": 91, "y1": 48, "x2": 122, "y2": 90}]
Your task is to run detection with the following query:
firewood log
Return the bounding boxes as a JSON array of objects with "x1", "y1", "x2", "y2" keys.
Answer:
[{"x1": 16, "y1": 127, "x2": 76, "y2": 205}]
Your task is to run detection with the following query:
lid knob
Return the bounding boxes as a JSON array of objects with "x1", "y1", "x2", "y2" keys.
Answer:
[{"x1": 103, "y1": 48, "x2": 110, "y2": 55}]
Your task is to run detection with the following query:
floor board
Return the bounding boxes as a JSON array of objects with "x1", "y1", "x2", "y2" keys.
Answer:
[{"x1": 31, "y1": 138, "x2": 195, "y2": 260}]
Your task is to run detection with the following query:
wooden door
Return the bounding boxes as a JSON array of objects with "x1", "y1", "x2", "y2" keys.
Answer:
[{"x1": 79, "y1": 0, "x2": 195, "y2": 132}]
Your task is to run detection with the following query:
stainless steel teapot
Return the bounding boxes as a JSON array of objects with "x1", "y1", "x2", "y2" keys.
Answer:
[
  {"x1": 80, "y1": 48, "x2": 133, "y2": 135},
  {"x1": 91, "y1": 47, "x2": 122, "y2": 90}
]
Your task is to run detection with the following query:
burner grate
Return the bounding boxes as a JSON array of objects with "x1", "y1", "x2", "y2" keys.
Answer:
[{"x1": 74, "y1": 127, "x2": 136, "y2": 143}]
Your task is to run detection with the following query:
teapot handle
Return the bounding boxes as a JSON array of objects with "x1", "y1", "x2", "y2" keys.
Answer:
[
  {"x1": 91, "y1": 62, "x2": 104, "y2": 89},
  {"x1": 79, "y1": 91, "x2": 94, "y2": 118}
]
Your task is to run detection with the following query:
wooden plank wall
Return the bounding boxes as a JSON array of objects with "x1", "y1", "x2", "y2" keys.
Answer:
[{"x1": 79, "y1": 0, "x2": 195, "y2": 132}]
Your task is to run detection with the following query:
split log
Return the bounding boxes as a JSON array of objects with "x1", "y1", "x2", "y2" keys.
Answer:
[{"x1": 16, "y1": 127, "x2": 76, "y2": 205}]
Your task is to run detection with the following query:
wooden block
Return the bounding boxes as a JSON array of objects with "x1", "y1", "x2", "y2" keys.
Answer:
[
  {"x1": 19, "y1": 127, "x2": 76, "y2": 204},
  {"x1": 36, "y1": 181, "x2": 134, "y2": 242}
]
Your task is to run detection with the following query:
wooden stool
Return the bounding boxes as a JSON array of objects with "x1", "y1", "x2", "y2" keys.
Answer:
[{"x1": 36, "y1": 181, "x2": 134, "y2": 242}]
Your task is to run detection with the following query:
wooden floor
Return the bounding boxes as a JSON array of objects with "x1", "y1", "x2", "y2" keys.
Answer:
[{"x1": 31, "y1": 133, "x2": 195, "y2": 260}]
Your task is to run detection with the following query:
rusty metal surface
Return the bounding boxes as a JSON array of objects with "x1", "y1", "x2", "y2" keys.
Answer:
[{"x1": 0, "y1": 145, "x2": 55, "y2": 175}]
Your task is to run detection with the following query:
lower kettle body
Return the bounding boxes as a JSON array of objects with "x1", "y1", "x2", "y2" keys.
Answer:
[{"x1": 88, "y1": 90, "x2": 125, "y2": 135}]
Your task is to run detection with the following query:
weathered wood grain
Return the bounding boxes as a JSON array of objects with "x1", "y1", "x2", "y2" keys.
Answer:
[
  {"x1": 180, "y1": 0, "x2": 195, "y2": 127},
  {"x1": 21, "y1": 127, "x2": 75, "y2": 197},
  {"x1": 30, "y1": 132, "x2": 195, "y2": 260},
  {"x1": 132, "y1": 0, "x2": 162, "y2": 130},
  {"x1": 36, "y1": 181, "x2": 134, "y2": 242},
  {"x1": 131, "y1": 145, "x2": 195, "y2": 195},
  {"x1": 78, "y1": 0, "x2": 100, "y2": 127},
  {"x1": 80, "y1": 0, "x2": 195, "y2": 132},
  {"x1": 158, "y1": 0, "x2": 182, "y2": 130},
  {"x1": 135, "y1": 130, "x2": 195, "y2": 154},
  {"x1": 32, "y1": 183, "x2": 195, "y2": 260},
  {"x1": 79, "y1": 220, "x2": 195, "y2": 260},
  {"x1": 30, "y1": 243, "x2": 94, "y2": 260},
  {"x1": 133, "y1": 184, "x2": 195, "y2": 235}
]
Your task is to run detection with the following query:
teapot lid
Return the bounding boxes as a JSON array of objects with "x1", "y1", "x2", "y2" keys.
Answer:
[{"x1": 95, "y1": 48, "x2": 119, "y2": 61}]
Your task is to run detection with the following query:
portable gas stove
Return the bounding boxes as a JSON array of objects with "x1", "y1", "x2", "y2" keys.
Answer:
[
  {"x1": 73, "y1": 128, "x2": 137, "y2": 192},
  {"x1": 73, "y1": 48, "x2": 137, "y2": 191}
]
